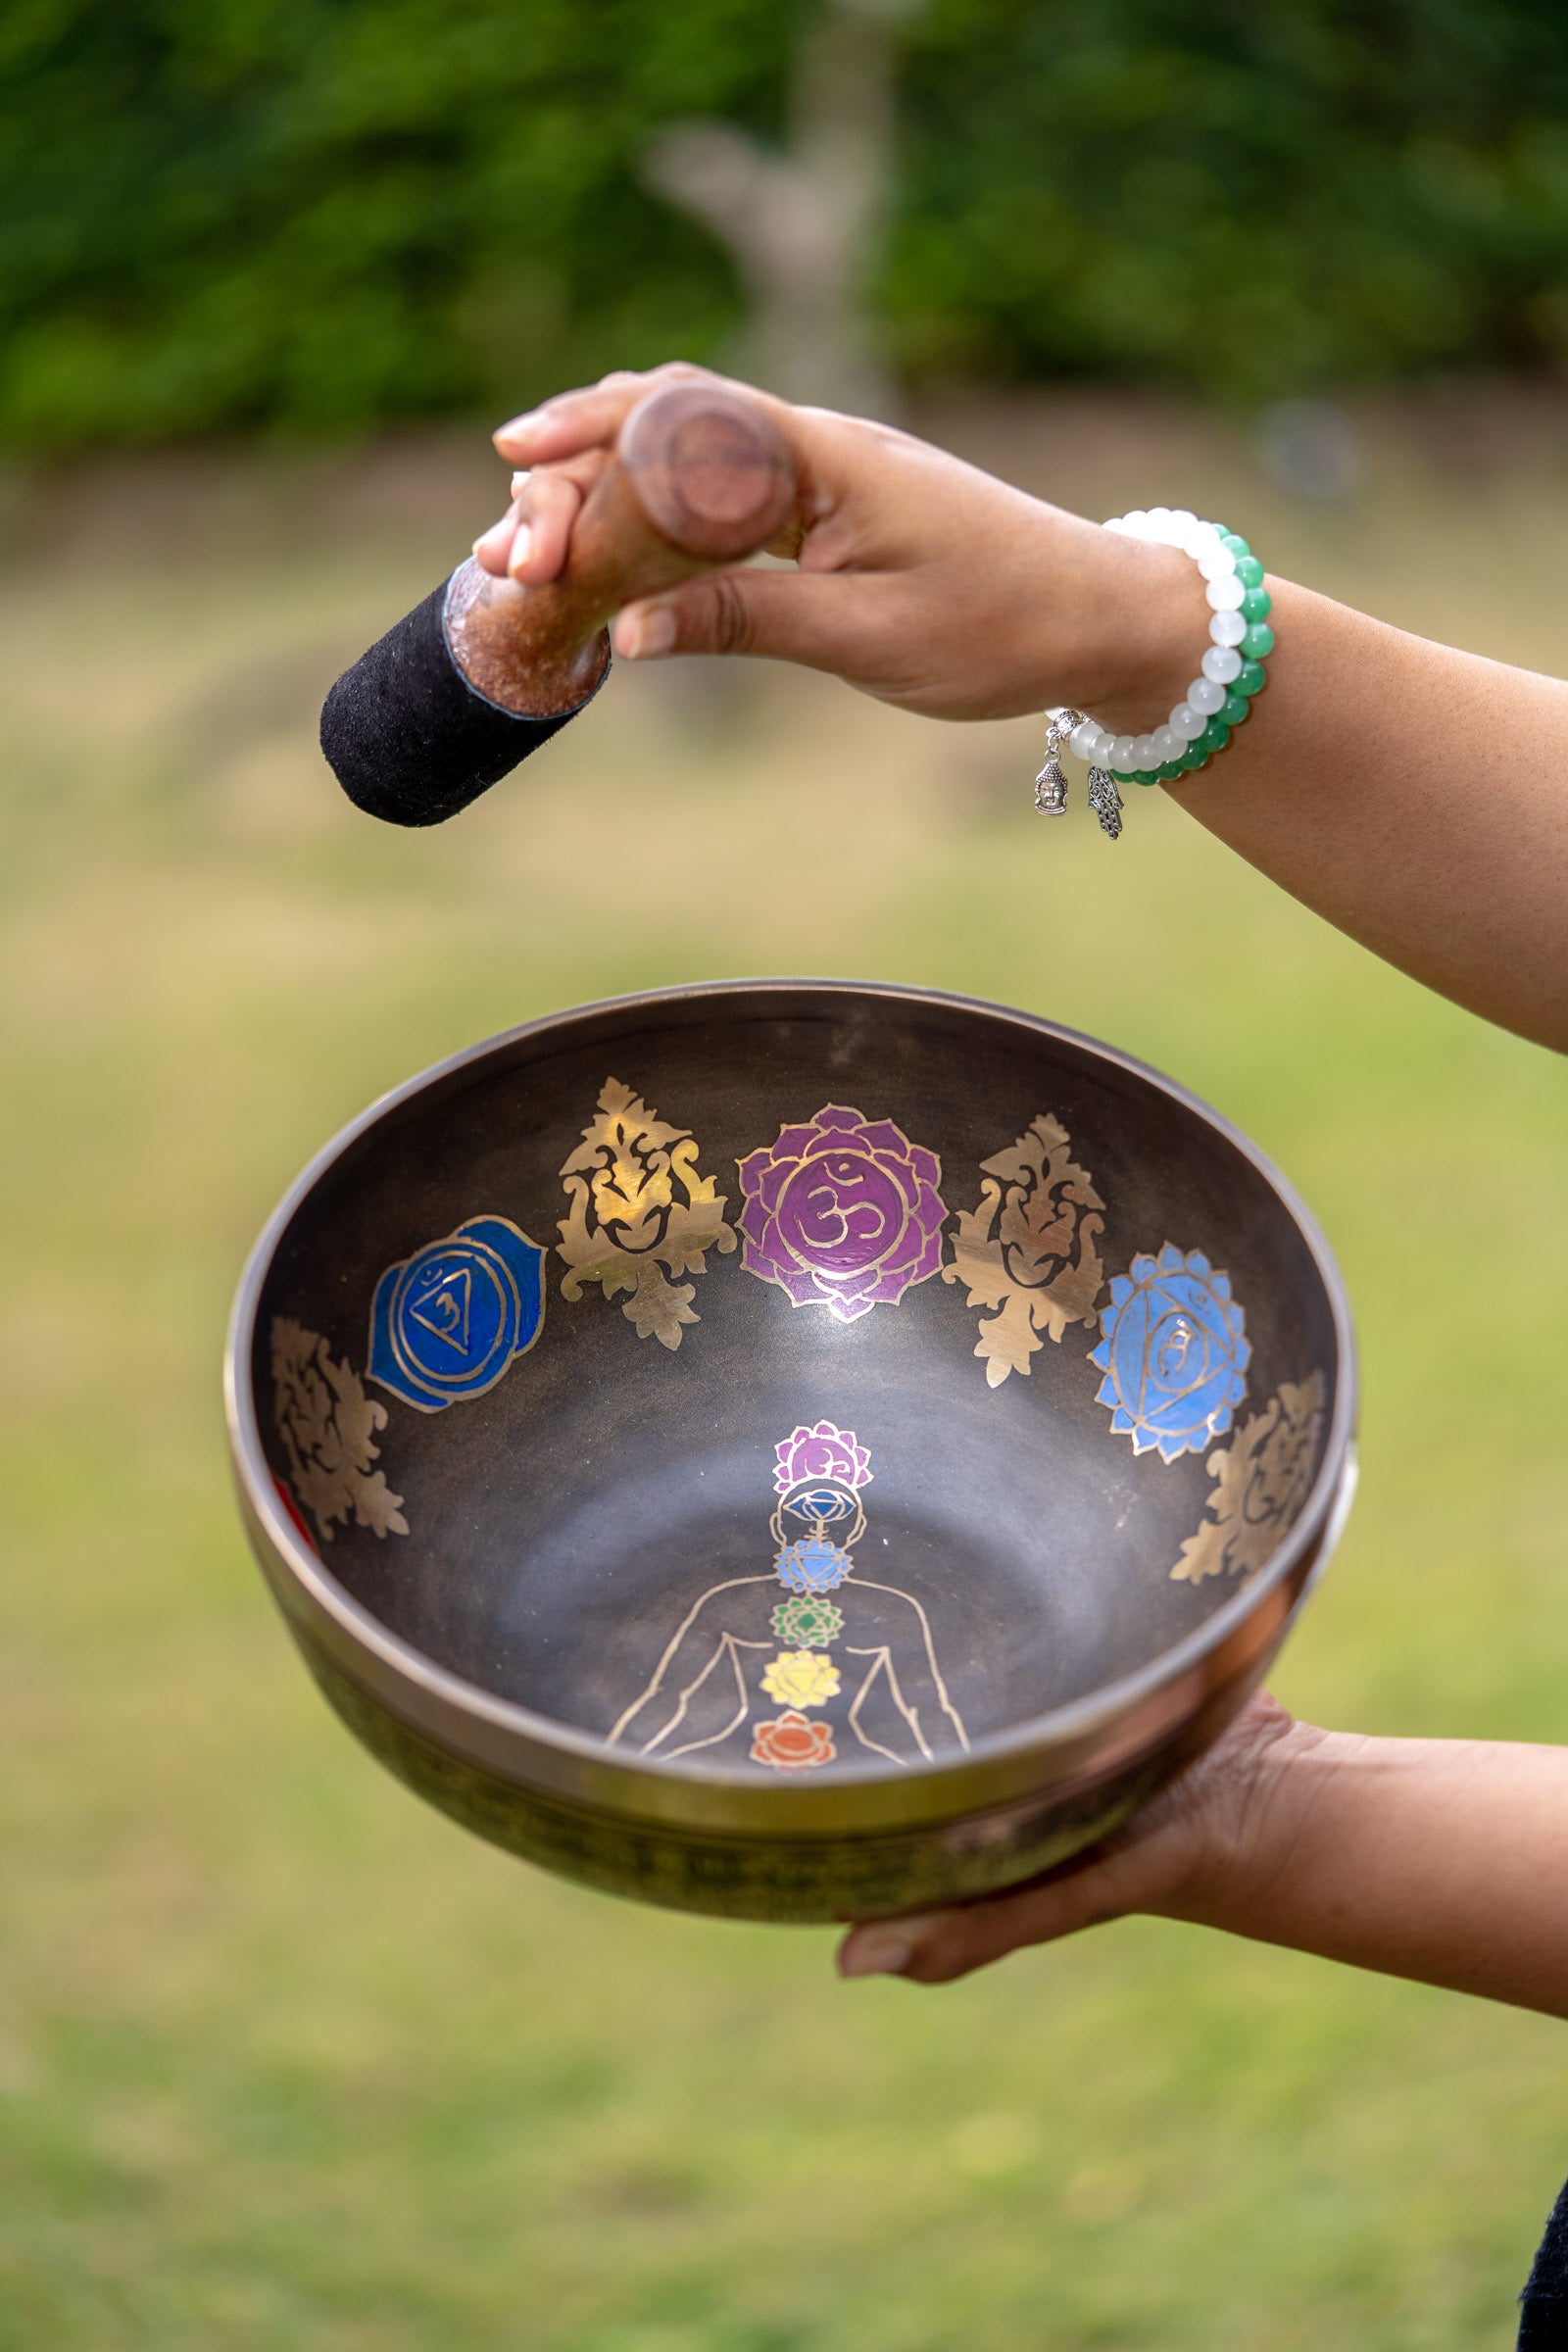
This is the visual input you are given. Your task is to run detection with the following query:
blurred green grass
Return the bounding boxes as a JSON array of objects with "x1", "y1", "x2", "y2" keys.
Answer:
[{"x1": 2, "y1": 391, "x2": 1566, "y2": 2351}]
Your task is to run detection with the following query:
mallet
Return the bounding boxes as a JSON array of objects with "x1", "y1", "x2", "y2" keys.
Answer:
[{"x1": 320, "y1": 383, "x2": 796, "y2": 826}]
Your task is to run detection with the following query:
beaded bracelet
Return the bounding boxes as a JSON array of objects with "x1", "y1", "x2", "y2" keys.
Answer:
[{"x1": 1034, "y1": 509, "x2": 1274, "y2": 835}]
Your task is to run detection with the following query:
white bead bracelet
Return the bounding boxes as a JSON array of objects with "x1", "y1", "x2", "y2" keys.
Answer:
[{"x1": 1033, "y1": 509, "x2": 1275, "y2": 831}]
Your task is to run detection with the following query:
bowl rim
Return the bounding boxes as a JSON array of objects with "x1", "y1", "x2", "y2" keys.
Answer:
[{"x1": 225, "y1": 976, "x2": 1357, "y2": 1831}]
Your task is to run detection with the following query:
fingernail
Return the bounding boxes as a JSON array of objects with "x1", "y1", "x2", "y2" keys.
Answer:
[
  {"x1": 617, "y1": 604, "x2": 676, "y2": 660},
  {"x1": 471, "y1": 517, "x2": 511, "y2": 561},
  {"x1": 839, "y1": 1931, "x2": 913, "y2": 1980},
  {"x1": 510, "y1": 470, "x2": 530, "y2": 498},
  {"x1": 493, "y1": 411, "x2": 540, "y2": 448},
  {"x1": 506, "y1": 523, "x2": 534, "y2": 578}
]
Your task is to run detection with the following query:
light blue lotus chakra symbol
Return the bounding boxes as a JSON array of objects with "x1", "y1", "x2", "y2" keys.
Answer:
[
  {"x1": 774, "y1": 1535, "x2": 855, "y2": 1594},
  {"x1": 1088, "y1": 1245, "x2": 1250, "y2": 1462}
]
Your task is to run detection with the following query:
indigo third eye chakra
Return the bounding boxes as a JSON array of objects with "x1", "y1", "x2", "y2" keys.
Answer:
[{"x1": 368, "y1": 1216, "x2": 546, "y2": 1412}]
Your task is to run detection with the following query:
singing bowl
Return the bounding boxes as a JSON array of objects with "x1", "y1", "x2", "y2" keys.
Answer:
[{"x1": 226, "y1": 980, "x2": 1355, "y2": 1923}]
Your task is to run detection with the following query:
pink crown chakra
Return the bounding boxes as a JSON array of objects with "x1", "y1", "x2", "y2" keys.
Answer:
[{"x1": 773, "y1": 1419, "x2": 872, "y2": 1495}]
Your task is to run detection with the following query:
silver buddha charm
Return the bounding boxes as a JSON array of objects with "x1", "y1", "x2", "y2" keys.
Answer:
[
  {"x1": 1034, "y1": 757, "x2": 1068, "y2": 815},
  {"x1": 1034, "y1": 707, "x2": 1083, "y2": 817}
]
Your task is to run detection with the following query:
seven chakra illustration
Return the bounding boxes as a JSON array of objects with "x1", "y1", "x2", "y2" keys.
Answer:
[
  {"x1": 270, "y1": 1316, "x2": 408, "y2": 1544},
  {"x1": 944, "y1": 1112, "x2": 1106, "y2": 1385},
  {"x1": 737, "y1": 1105, "x2": 947, "y2": 1322},
  {"x1": 368, "y1": 1216, "x2": 545, "y2": 1412},
  {"x1": 558, "y1": 1078, "x2": 736, "y2": 1349},
  {"x1": 608, "y1": 1418, "x2": 969, "y2": 1771},
  {"x1": 1171, "y1": 1371, "x2": 1327, "y2": 1584},
  {"x1": 1089, "y1": 1245, "x2": 1250, "y2": 1462}
]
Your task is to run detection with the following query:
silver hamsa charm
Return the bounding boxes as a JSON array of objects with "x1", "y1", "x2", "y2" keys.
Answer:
[{"x1": 1087, "y1": 765, "x2": 1123, "y2": 841}]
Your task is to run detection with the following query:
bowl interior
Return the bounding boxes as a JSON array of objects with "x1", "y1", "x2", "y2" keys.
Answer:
[{"x1": 245, "y1": 986, "x2": 1344, "y2": 1781}]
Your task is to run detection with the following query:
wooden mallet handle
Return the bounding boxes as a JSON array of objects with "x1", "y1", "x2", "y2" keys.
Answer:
[
  {"x1": 320, "y1": 382, "x2": 797, "y2": 827},
  {"x1": 447, "y1": 382, "x2": 796, "y2": 715}
]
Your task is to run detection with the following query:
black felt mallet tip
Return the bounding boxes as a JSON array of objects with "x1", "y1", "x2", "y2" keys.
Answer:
[{"x1": 318, "y1": 381, "x2": 796, "y2": 828}]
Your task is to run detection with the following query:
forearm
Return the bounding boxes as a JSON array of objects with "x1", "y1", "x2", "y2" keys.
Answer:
[
  {"x1": 1162, "y1": 1724, "x2": 1568, "y2": 2017},
  {"x1": 1078, "y1": 551, "x2": 1568, "y2": 1052}
]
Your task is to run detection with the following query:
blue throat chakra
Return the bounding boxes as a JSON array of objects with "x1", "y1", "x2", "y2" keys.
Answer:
[
  {"x1": 368, "y1": 1215, "x2": 545, "y2": 1412},
  {"x1": 1089, "y1": 1244, "x2": 1250, "y2": 1463},
  {"x1": 774, "y1": 1535, "x2": 854, "y2": 1594}
]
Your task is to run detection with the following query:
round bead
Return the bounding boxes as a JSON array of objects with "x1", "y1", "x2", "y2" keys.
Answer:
[
  {"x1": 1240, "y1": 622, "x2": 1275, "y2": 661},
  {"x1": 1209, "y1": 608, "x2": 1247, "y2": 648},
  {"x1": 1221, "y1": 691, "x2": 1250, "y2": 726},
  {"x1": 1189, "y1": 676, "x2": 1226, "y2": 715},
  {"x1": 1236, "y1": 658, "x2": 1267, "y2": 696},
  {"x1": 1198, "y1": 543, "x2": 1237, "y2": 581},
  {"x1": 1235, "y1": 555, "x2": 1264, "y2": 590},
  {"x1": 1109, "y1": 736, "x2": 1138, "y2": 771},
  {"x1": 1170, "y1": 702, "x2": 1204, "y2": 741},
  {"x1": 1200, "y1": 643, "x2": 1243, "y2": 685},
  {"x1": 1179, "y1": 742, "x2": 1207, "y2": 771},
  {"x1": 1169, "y1": 508, "x2": 1199, "y2": 537},
  {"x1": 1134, "y1": 735, "x2": 1159, "y2": 768},
  {"x1": 1069, "y1": 719, "x2": 1101, "y2": 761},
  {"x1": 1204, "y1": 574, "x2": 1246, "y2": 612},
  {"x1": 1156, "y1": 760, "x2": 1184, "y2": 781},
  {"x1": 1200, "y1": 718, "x2": 1232, "y2": 754},
  {"x1": 1135, "y1": 770, "x2": 1160, "y2": 788},
  {"x1": 1241, "y1": 585, "x2": 1272, "y2": 623},
  {"x1": 1110, "y1": 770, "x2": 1135, "y2": 785},
  {"x1": 1152, "y1": 725, "x2": 1180, "y2": 760},
  {"x1": 1220, "y1": 533, "x2": 1250, "y2": 559}
]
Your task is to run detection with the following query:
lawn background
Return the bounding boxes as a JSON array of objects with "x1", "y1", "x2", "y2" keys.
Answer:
[{"x1": 2, "y1": 388, "x2": 1566, "y2": 2349}]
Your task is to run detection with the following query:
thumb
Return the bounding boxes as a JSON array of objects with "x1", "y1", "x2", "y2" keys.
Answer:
[{"x1": 612, "y1": 565, "x2": 870, "y2": 672}]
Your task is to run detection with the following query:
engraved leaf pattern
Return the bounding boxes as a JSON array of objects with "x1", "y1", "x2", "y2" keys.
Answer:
[
  {"x1": 943, "y1": 1114, "x2": 1105, "y2": 1385},
  {"x1": 557, "y1": 1078, "x2": 736, "y2": 1350},
  {"x1": 270, "y1": 1316, "x2": 409, "y2": 1543},
  {"x1": 1171, "y1": 1371, "x2": 1327, "y2": 1584}
]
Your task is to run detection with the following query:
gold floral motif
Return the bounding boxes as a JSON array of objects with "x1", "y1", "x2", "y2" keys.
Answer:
[
  {"x1": 760, "y1": 1650, "x2": 842, "y2": 1708},
  {"x1": 557, "y1": 1077, "x2": 737, "y2": 1350},
  {"x1": 942, "y1": 1114, "x2": 1105, "y2": 1386},
  {"x1": 270, "y1": 1316, "x2": 409, "y2": 1544},
  {"x1": 1171, "y1": 1371, "x2": 1327, "y2": 1585}
]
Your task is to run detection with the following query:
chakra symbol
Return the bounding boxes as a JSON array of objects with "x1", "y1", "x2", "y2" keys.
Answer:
[
  {"x1": 368, "y1": 1216, "x2": 546, "y2": 1412},
  {"x1": 1088, "y1": 1245, "x2": 1250, "y2": 1462},
  {"x1": 771, "y1": 1592, "x2": 845, "y2": 1647},
  {"x1": 751, "y1": 1711, "x2": 837, "y2": 1773},
  {"x1": 738, "y1": 1106, "x2": 947, "y2": 1322},
  {"x1": 760, "y1": 1650, "x2": 842, "y2": 1708},
  {"x1": 774, "y1": 1536, "x2": 855, "y2": 1594},
  {"x1": 773, "y1": 1419, "x2": 872, "y2": 1494}
]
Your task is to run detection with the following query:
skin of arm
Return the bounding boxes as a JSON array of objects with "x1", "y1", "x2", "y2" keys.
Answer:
[
  {"x1": 834, "y1": 1691, "x2": 1568, "y2": 2019},
  {"x1": 479, "y1": 365, "x2": 1568, "y2": 1052}
]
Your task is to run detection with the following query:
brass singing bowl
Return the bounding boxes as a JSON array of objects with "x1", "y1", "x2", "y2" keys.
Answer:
[{"x1": 226, "y1": 981, "x2": 1355, "y2": 1923}]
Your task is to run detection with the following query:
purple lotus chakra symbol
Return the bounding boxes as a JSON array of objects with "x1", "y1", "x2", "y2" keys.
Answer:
[{"x1": 737, "y1": 1105, "x2": 948, "y2": 1322}]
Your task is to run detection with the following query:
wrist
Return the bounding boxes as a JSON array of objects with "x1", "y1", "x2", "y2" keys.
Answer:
[
  {"x1": 1051, "y1": 523, "x2": 1208, "y2": 736},
  {"x1": 1153, "y1": 1708, "x2": 1347, "y2": 1934}
]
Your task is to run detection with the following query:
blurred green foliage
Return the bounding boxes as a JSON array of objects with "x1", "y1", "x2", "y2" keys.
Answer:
[{"x1": 4, "y1": 0, "x2": 1568, "y2": 439}]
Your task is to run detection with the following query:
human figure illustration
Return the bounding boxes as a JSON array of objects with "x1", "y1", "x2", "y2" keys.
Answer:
[{"x1": 608, "y1": 1421, "x2": 969, "y2": 1772}]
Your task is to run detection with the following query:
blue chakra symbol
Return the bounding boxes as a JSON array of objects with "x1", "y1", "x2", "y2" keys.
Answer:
[
  {"x1": 774, "y1": 1535, "x2": 854, "y2": 1594},
  {"x1": 368, "y1": 1216, "x2": 545, "y2": 1412},
  {"x1": 1088, "y1": 1244, "x2": 1250, "y2": 1463}
]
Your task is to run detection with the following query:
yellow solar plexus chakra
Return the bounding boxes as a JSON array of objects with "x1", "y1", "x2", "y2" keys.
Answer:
[{"x1": 760, "y1": 1650, "x2": 842, "y2": 1709}]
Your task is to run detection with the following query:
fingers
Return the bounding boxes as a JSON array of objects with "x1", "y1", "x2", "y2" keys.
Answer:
[
  {"x1": 472, "y1": 457, "x2": 609, "y2": 582},
  {"x1": 837, "y1": 1854, "x2": 1131, "y2": 1986},
  {"x1": 493, "y1": 361, "x2": 723, "y2": 464},
  {"x1": 612, "y1": 565, "x2": 879, "y2": 670}
]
